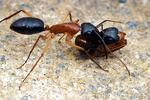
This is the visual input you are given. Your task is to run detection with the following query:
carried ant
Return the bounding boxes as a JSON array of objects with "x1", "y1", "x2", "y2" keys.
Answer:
[
  {"x1": 0, "y1": 10, "x2": 130, "y2": 90},
  {"x1": 75, "y1": 21, "x2": 130, "y2": 74}
]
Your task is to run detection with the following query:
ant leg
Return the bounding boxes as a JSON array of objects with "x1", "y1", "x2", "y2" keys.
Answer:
[
  {"x1": 60, "y1": 12, "x2": 72, "y2": 23},
  {"x1": 0, "y1": 10, "x2": 33, "y2": 23},
  {"x1": 58, "y1": 33, "x2": 66, "y2": 43},
  {"x1": 96, "y1": 20, "x2": 123, "y2": 28},
  {"x1": 65, "y1": 34, "x2": 109, "y2": 72},
  {"x1": 60, "y1": 12, "x2": 79, "y2": 24},
  {"x1": 17, "y1": 33, "x2": 52, "y2": 69},
  {"x1": 19, "y1": 33, "x2": 56, "y2": 90}
]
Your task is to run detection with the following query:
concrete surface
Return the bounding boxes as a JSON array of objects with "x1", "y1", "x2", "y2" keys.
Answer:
[{"x1": 0, "y1": 0, "x2": 149, "y2": 99}]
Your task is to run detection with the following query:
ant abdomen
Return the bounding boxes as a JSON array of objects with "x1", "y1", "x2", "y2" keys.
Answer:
[{"x1": 10, "y1": 17, "x2": 44, "y2": 35}]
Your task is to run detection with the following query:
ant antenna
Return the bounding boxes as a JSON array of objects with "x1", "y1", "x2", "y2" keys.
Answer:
[{"x1": 94, "y1": 30, "x2": 130, "y2": 76}]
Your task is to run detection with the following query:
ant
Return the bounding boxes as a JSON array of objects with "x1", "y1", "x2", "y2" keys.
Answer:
[
  {"x1": 75, "y1": 21, "x2": 130, "y2": 76},
  {"x1": 0, "y1": 10, "x2": 130, "y2": 90}
]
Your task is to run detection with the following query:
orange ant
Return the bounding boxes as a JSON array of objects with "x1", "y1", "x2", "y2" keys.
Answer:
[{"x1": 0, "y1": 10, "x2": 130, "y2": 90}]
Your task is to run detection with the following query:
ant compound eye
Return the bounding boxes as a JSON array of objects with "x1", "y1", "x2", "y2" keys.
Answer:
[{"x1": 104, "y1": 37, "x2": 116, "y2": 44}]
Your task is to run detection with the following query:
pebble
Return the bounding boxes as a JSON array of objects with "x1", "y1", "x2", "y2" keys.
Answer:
[
  {"x1": 55, "y1": 70, "x2": 60, "y2": 73},
  {"x1": 58, "y1": 64, "x2": 65, "y2": 68},
  {"x1": 83, "y1": 89, "x2": 89, "y2": 93},
  {"x1": 51, "y1": 8, "x2": 55, "y2": 11},
  {"x1": 57, "y1": 55, "x2": 66, "y2": 60},
  {"x1": 119, "y1": 49, "x2": 123, "y2": 54},
  {"x1": 144, "y1": 32, "x2": 148, "y2": 35},
  {"x1": 140, "y1": 55, "x2": 146, "y2": 60},
  {"x1": 0, "y1": 44, "x2": 2, "y2": 48},
  {"x1": 121, "y1": 76, "x2": 126, "y2": 80},
  {"x1": 89, "y1": 85, "x2": 97, "y2": 90},
  {"x1": 21, "y1": 95, "x2": 29, "y2": 100},
  {"x1": 0, "y1": 1, "x2": 2, "y2": 5},
  {"x1": 57, "y1": 0, "x2": 61, "y2": 4},
  {"x1": 129, "y1": 32, "x2": 134, "y2": 37},
  {"x1": 137, "y1": 87, "x2": 141, "y2": 92},
  {"x1": 120, "y1": 90, "x2": 124, "y2": 93},
  {"x1": 119, "y1": 0, "x2": 127, "y2": 3},
  {"x1": 106, "y1": 87, "x2": 111, "y2": 93},
  {"x1": 126, "y1": 22, "x2": 137, "y2": 29},
  {"x1": 6, "y1": 35, "x2": 15, "y2": 40},
  {"x1": 0, "y1": 39, "x2": 7, "y2": 42},
  {"x1": 98, "y1": 73, "x2": 104, "y2": 77},
  {"x1": 132, "y1": 1, "x2": 137, "y2": 6},
  {"x1": 21, "y1": 4, "x2": 32, "y2": 9},
  {"x1": 131, "y1": 73, "x2": 137, "y2": 77},
  {"x1": 1, "y1": 55, "x2": 5, "y2": 62}
]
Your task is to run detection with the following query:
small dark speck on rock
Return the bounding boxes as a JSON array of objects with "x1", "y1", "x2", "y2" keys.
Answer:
[
  {"x1": 1, "y1": 55, "x2": 5, "y2": 62},
  {"x1": 126, "y1": 22, "x2": 137, "y2": 29},
  {"x1": 57, "y1": 0, "x2": 61, "y2": 3},
  {"x1": 58, "y1": 64, "x2": 65, "y2": 68},
  {"x1": 57, "y1": 55, "x2": 66, "y2": 60},
  {"x1": 121, "y1": 76, "x2": 126, "y2": 79},
  {"x1": 89, "y1": 85, "x2": 97, "y2": 90},
  {"x1": 137, "y1": 87, "x2": 141, "y2": 92},
  {"x1": 83, "y1": 89, "x2": 89, "y2": 93},
  {"x1": 110, "y1": 55, "x2": 116, "y2": 58},
  {"x1": 0, "y1": 1, "x2": 2, "y2": 5},
  {"x1": 51, "y1": 8, "x2": 55, "y2": 11},
  {"x1": 119, "y1": 49, "x2": 123, "y2": 54},
  {"x1": 6, "y1": 35, "x2": 15, "y2": 40},
  {"x1": 98, "y1": 73, "x2": 104, "y2": 77},
  {"x1": 147, "y1": 22, "x2": 150, "y2": 27},
  {"x1": 120, "y1": 90, "x2": 124, "y2": 93},
  {"x1": 0, "y1": 44, "x2": 2, "y2": 48},
  {"x1": 130, "y1": 96, "x2": 134, "y2": 99},
  {"x1": 146, "y1": 53, "x2": 150, "y2": 57},
  {"x1": 140, "y1": 55, "x2": 146, "y2": 60},
  {"x1": 132, "y1": 1, "x2": 137, "y2": 6},
  {"x1": 21, "y1": 4, "x2": 32, "y2": 9},
  {"x1": 119, "y1": 0, "x2": 127, "y2": 3},
  {"x1": 11, "y1": 73, "x2": 15, "y2": 75},
  {"x1": 106, "y1": 87, "x2": 111, "y2": 93},
  {"x1": 21, "y1": 95, "x2": 29, "y2": 100},
  {"x1": 32, "y1": 78, "x2": 36, "y2": 81},
  {"x1": 101, "y1": 79, "x2": 106, "y2": 81},
  {"x1": 0, "y1": 39, "x2": 7, "y2": 42},
  {"x1": 131, "y1": 73, "x2": 137, "y2": 77},
  {"x1": 129, "y1": 32, "x2": 134, "y2": 37},
  {"x1": 144, "y1": 32, "x2": 148, "y2": 35},
  {"x1": 55, "y1": 70, "x2": 60, "y2": 73}
]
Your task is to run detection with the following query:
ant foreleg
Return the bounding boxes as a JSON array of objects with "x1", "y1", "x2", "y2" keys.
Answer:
[
  {"x1": 65, "y1": 34, "x2": 109, "y2": 72},
  {"x1": 60, "y1": 12, "x2": 79, "y2": 24}
]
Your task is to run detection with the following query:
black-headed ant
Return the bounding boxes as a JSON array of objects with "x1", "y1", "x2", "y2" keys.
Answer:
[{"x1": 75, "y1": 21, "x2": 130, "y2": 75}]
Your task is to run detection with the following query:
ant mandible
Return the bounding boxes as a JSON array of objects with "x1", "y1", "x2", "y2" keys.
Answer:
[{"x1": 0, "y1": 10, "x2": 130, "y2": 90}]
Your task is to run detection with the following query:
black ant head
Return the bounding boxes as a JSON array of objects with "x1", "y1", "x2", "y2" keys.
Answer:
[
  {"x1": 100, "y1": 27, "x2": 119, "y2": 44},
  {"x1": 81, "y1": 23, "x2": 100, "y2": 39}
]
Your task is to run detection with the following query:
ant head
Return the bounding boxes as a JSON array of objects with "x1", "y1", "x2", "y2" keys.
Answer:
[
  {"x1": 81, "y1": 23, "x2": 100, "y2": 39},
  {"x1": 100, "y1": 27, "x2": 119, "y2": 44}
]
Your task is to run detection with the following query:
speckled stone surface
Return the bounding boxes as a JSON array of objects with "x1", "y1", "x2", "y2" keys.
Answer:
[{"x1": 0, "y1": 0, "x2": 150, "y2": 99}]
